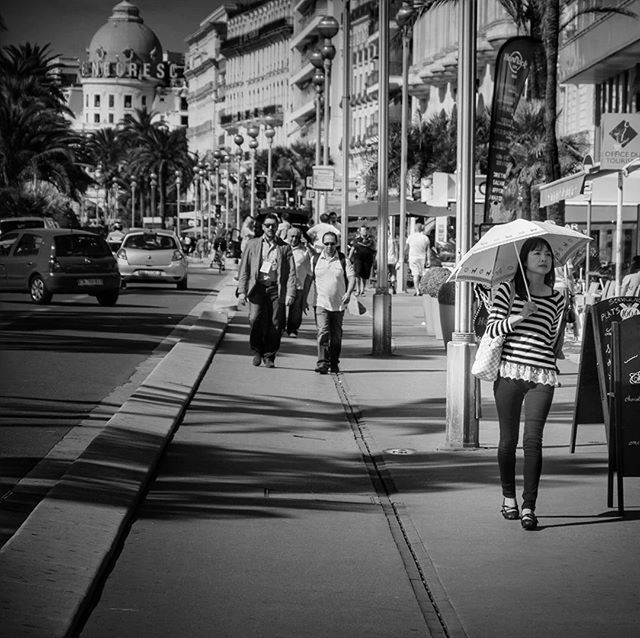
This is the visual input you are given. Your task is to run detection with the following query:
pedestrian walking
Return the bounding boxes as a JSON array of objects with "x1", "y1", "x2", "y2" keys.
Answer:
[
  {"x1": 307, "y1": 213, "x2": 340, "y2": 254},
  {"x1": 348, "y1": 225, "x2": 376, "y2": 296},
  {"x1": 236, "y1": 213, "x2": 296, "y2": 368},
  {"x1": 405, "y1": 223, "x2": 431, "y2": 295},
  {"x1": 387, "y1": 231, "x2": 399, "y2": 294},
  {"x1": 308, "y1": 231, "x2": 355, "y2": 374},
  {"x1": 485, "y1": 237, "x2": 565, "y2": 531},
  {"x1": 285, "y1": 227, "x2": 312, "y2": 337}
]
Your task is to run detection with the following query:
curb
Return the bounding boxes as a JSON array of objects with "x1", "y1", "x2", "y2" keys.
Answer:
[{"x1": 0, "y1": 309, "x2": 230, "y2": 638}]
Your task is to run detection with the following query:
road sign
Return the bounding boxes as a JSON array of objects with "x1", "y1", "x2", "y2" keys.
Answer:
[
  {"x1": 272, "y1": 179, "x2": 292, "y2": 190},
  {"x1": 312, "y1": 165, "x2": 335, "y2": 191}
]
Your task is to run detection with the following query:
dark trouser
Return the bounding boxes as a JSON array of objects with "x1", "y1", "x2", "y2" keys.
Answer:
[
  {"x1": 314, "y1": 307, "x2": 344, "y2": 368},
  {"x1": 247, "y1": 284, "x2": 285, "y2": 361},
  {"x1": 493, "y1": 376, "x2": 554, "y2": 511},
  {"x1": 286, "y1": 288, "x2": 305, "y2": 334}
]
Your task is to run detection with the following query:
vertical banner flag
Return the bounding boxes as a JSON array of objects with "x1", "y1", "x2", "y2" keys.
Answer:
[{"x1": 484, "y1": 37, "x2": 542, "y2": 223}]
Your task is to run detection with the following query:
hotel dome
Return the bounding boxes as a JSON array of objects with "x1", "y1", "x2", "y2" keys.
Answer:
[{"x1": 87, "y1": 0, "x2": 163, "y2": 66}]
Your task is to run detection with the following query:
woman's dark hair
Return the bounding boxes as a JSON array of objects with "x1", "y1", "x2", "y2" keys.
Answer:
[
  {"x1": 628, "y1": 255, "x2": 640, "y2": 275},
  {"x1": 513, "y1": 237, "x2": 555, "y2": 298}
]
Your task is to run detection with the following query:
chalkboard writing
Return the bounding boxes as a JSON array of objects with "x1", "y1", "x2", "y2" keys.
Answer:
[
  {"x1": 571, "y1": 296, "x2": 640, "y2": 452},
  {"x1": 615, "y1": 315, "x2": 640, "y2": 477}
]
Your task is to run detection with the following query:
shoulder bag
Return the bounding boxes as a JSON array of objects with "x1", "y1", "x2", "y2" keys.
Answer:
[{"x1": 471, "y1": 283, "x2": 515, "y2": 382}]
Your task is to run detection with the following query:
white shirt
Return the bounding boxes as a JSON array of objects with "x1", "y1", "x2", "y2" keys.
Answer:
[
  {"x1": 291, "y1": 244, "x2": 311, "y2": 289},
  {"x1": 313, "y1": 251, "x2": 354, "y2": 311},
  {"x1": 406, "y1": 232, "x2": 430, "y2": 259}
]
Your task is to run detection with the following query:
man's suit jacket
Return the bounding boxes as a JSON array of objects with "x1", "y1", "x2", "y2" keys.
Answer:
[{"x1": 237, "y1": 236, "x2": 297, "y2": 303}]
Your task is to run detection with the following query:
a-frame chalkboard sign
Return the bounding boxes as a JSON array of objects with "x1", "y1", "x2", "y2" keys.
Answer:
[
  {"x1": 570, "y1": 297, "x2": 640, "y2": 453},
  {"x1": 610, "y1": 316, "x2": 640, "y2": 513}
]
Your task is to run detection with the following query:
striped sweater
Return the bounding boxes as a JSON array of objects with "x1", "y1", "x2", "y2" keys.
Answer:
[{"x1": 486, "y1": 281, "x2": 565, "y2": 376}]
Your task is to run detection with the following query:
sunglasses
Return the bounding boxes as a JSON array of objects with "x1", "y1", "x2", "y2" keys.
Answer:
[
  {"x1": 324, "y1": 242, "x2": 337, "y2": 246},
  {"x1": 263, "y1": 222, "x2": 277, "y2": 228}
]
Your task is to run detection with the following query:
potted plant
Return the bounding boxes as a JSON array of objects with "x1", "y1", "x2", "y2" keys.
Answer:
[
  {"x1": 437, "y1": 280, "x2": 456, "y2": 347},
  {"x1": 418, "y1": 266, "x2": 451, "y2": 339}
]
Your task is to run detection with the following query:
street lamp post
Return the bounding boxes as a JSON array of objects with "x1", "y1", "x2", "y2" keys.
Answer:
[
  {"x1": 247, "y1": 124, "x2": 260, "y2": 218},
  {"x1": 445, "y1": 0, "x2": 479, "y2": 449},
  {"x1": 341, "y1": 1, "x2": 352, "y2": 257},
  {"x1": 213, "y1": 149, "x2": 222, "y2": 228},
  {"x1": 150, "y1": 171, "x2": 158, "y2": 226},
  {"x1": 311, "y1": 61, "x2": 325, "y2": 222},
  {"x1": 222, "y1": 152, "x2": 231, "y2": 230},
  {"x1": 372, "y1": 0, "x2": 391, "y2": 355},
  {"x1": 396, "y1": 1, "x2": 415, "y2": 294},
  {"x1": 264, "y1": 118, "x2": 275, "y2": 208},
  {"x1": 112, "y1": 177, "x2": 119, "y2": 224},
  {"x1": 205, "y1": 163, "x2": 212, "y2": 239},
  {"x1": 234, "y1": 134, "x2": 244, "y2": 231},
  {"x1": 193, "y1": 167, "x2": 201, "y2": 235},
  {"x1": 130, "y1": 178, "x2": 137, "y2": 229},
  {"x1": 175, "y1": 170, "x2": 182, "y2": 237}
]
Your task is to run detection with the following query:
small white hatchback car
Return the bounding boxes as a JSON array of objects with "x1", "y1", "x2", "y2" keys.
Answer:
[{"x1": 116, "y1": 229, "x2": 188, "y2": 289}]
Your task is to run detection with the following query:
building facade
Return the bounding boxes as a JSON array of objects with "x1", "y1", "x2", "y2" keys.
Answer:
[{"x1": 77, "y1": 0, "x2": 186, "y2": 131}]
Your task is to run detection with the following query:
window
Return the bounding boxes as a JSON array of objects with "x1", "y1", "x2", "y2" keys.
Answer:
[
  {"x1": 108, "y1": 113, "x2": 114, "y2": 123},
  {"x1": 54, "y1": 234, "x2": 111, "y2": 258},
  {"x1": 108, "y1": 94, "x2": 114, "y2": 108},
  {"x1": 94, "y1": 113, "x2": 100, "y2": 123},
  {"x1": 124, "y1": 95, "x2": 132, "y2": 108},
  {"x1": 94, "y1": 94, "x2": 100, "y2": 107},
  {"x1": 180, "y1": 97, "x2": 188, "y2": 110},
  {"x1": 141, "y1": 95, "x2": 147, "y2": 107},
  {"x1": 14, "y1": 233, "x2": 42, "y2": 257},
  {"x1": 181, "y1": 115, "x2": 188, "y2": 127}
]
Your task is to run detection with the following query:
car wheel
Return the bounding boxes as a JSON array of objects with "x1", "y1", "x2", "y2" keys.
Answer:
[
  {"x1": 177, "y1": 277, "x2": 188, "y2": 290},
  {"x1": 96, "y1": 291, "x2": 119, "y2": 306},
  {"x1": 29, "y1": 275, "x2": 53, "y2": 304}
]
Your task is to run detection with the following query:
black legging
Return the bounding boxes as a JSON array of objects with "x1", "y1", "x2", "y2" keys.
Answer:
[{"x1": 494, "y1": 376, "x2": 554, "y2": 511}]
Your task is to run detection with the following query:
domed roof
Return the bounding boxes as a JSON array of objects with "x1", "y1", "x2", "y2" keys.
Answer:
[{"x1": 87, "y1": 1, "x2": 162, "y2": 65}]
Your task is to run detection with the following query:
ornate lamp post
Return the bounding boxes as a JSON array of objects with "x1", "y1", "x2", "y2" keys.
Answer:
[
  {"x1": 264, "y1": 118, "x2": 276, "y2": 207},
  {"x1": 310, "y1": 53, "x2": 325, "y2": 222},
  {"x1": 130, "y1": 177, "x2": 137, "y2": 229},
  {"x1": 221, "y1": 151, "x2": 231, "y2": 230},
  {"x1": 247, "y1": 124, "x2": 260, "y2": 217},
  {"x1": 233, "y1": 134, "x2": 244, "y2": 230},
  {"x1": 395, "y1": 1, "x2": 416, "y2": 293},
  {"x1": 175, "y1": 170, "x2": 182, "y2": 237},
  {"x1": 318, "y1": 16, "x2": 339, "y2": 169},
  {"x1": 150, "y1": 171, "x2": 158, "y2": 224},
  {"x1": 94, "y1": 165, "x2": 103, "y2": 224},
  {"x1": 213, "y1": 149, "x2": 223, "y2": 226},
  {"x1": 193, "y1": 166, "x2": 201, "y2": 234}
]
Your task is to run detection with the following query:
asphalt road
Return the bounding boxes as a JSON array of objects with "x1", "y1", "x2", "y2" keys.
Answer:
[{"x1": 0, "y1": 262, "x2": 223, "y2": 546}]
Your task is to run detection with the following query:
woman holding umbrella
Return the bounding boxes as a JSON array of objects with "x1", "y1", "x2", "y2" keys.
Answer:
[{"x1": 485, "y1": 237, "x2": 565, "y2": 531}]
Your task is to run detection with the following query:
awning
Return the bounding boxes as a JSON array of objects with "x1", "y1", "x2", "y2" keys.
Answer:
[{"x1": 346, "y1": 199, "x2": 446, "y2": 217}]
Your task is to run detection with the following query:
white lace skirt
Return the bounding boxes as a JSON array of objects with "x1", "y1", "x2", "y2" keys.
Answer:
[{"x1": 499, "y1": 361, "x2": 559, "y2": 387}]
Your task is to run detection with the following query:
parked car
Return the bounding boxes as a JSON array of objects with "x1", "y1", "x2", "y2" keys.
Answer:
[
  {"x1": 0, "y1": 215, "x2": 58, "y2": 237},
  {"x1": 116, "y1": 229, "x2": 188, "y2": 289},
  {"x1": 0, "y1": 228, "x2": 121, "y2": 305}
]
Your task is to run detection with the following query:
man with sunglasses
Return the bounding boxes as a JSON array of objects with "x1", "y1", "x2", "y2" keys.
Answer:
[
  {"x1": 308, "y1": 231, "x2": 355, "y2": 374},
  {"x1": 237, "y1": 213, "x2": 297, "y2": 368}
]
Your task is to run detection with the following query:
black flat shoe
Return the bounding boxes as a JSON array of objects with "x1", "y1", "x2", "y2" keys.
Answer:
[
  {"x1": 521, "y1": 511, "x2": 538, "y2": 530},
  {"x1": 500, "y1": 502, "x2": 519, "y2": 520}
]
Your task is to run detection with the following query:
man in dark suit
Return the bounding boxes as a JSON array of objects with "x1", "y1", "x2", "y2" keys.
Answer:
[{"x1": 237, "y1": 213, "x2": 297, "y2": 368}]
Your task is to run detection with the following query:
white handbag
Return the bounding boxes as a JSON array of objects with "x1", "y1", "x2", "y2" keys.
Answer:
[
  {"x1": 471, "y1": 283, "x2": 515, "y2": 382},
  {"x1": 471, "y1": 332, "x2": 506, "y2": 382}
]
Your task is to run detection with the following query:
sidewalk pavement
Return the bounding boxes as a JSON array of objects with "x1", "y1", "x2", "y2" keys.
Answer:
[{"x1": 2, "y1": 270, "x2": 639, "y2": 637}]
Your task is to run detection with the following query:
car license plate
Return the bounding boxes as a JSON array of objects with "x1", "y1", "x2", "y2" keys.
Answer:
[
  {"x1": 78, "y1": 278, "x2": 103, "y2": 286},
  {"x1": 138, "y1": 270, "x2": 162, "y2": 277}
]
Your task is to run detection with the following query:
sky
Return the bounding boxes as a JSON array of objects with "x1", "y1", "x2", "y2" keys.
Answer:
[{"x1": 1, "y1": 0, "x2": 227, "y2": 60}]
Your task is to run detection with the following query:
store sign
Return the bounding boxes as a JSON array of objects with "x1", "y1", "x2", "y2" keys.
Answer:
[
  {"x1": 601, "y1": 113, "x2": 640, "y2": 170},
  {"x1": 539, "y1": 172, "x2": 586, "y2": 207},
  {"x1": 80, "y1": 60, "x2": 183, "y2": 81}
]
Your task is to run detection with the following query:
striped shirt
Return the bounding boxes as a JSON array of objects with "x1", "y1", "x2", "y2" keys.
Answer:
[{"x1": 486, "y1": 281, "x2": 565, "y2": 382}]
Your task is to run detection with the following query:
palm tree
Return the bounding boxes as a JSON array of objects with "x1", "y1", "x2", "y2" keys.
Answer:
[
  {"x1": 0, "y1": 41, "x2": 91, "y2": 226},
  {"x1": 121, "y1": 111, "x2": 192, "y2": 224}
]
